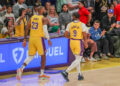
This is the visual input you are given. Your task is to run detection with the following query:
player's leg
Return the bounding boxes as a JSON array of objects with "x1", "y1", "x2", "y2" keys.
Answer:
[
  {"x1": 16, "y1": 39, "x2": 36, "y2": 80},
  {"x1": 61, "y1": 40, "x2": 82, "y2": 81},
  {"x1": 76, "y1": 40, "x2": 84, "y2": 80},
  {"x1": 37, "y1": 38, "x2": 50, "y2": 79}
]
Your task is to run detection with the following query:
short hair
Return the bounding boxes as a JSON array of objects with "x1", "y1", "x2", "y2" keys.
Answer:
[
  {"x1": 79, "y1": 0, "x2": 85, "y2": 6},
  {"x1": 94, "y1": 20, "x2": 100, "y2": 24},
  {"x1": 72, "y1": 12, "x2": 80, "y2": 18},
  {"x1": 19, "y1": 8, "x2": 25, "y2": 16},
  {"x1": 7, "y1": 5, "x2": 12, "y2": 9},
  {"x1": 38, "y1": 6, "x2": 44, "y2": 12}
]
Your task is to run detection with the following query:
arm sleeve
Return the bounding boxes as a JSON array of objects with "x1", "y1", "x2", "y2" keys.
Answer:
[
  {"x1": 81, "y1": 23, "x2": 88, "y2": 32},
  {"x1": 66, "y1": 23, "x2": 71, "y2": 32},
  {"x1": 43, "y1": 25, "x2": 50, "y2": 40}
]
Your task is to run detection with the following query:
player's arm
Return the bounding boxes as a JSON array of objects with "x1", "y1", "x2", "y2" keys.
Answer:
[
  {"x1": 42, "y1": 17, "x2": 52, "y2": 46},
  {"x1": 81, "y1": 23, "x2": 88, "y2": 48},
  {"x1": 64, "y1": 23, "x2": 70, "y2": 39},
  {"x1": 23, "y1": 19, "x2": 31, "y2": 48}
]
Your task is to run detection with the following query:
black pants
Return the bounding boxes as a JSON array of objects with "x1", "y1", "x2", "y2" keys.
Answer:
[
  {"x1": 106, "y1": 34, "x2": 114, "y2": 55},
  {"x1": 96, "y1": 38, "x2": 109, "y2": 55}
]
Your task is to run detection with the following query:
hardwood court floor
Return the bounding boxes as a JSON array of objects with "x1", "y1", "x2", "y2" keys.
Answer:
[{"x1": 0, "y1": 58, "x2": 120, "y2": 86}]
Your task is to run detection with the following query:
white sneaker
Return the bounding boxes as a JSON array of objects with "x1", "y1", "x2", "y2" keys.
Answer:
[
  {"x1": 89, "y1": 57, "x2": 97, "y2": 62},
  {"x1": 16, "y1": 68, "x2": 23, "y2": 81},
  {"x1": 81, "y1": 58, "x2": 86, "y2": 63}
]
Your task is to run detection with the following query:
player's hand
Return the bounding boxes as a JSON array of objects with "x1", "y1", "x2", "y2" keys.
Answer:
[
  {"x1": 48, "y1": 40, "x2": 52, "y2": 47},
  {"x1": 23, "y1": 39, "x2": 27, "y2": 48}
]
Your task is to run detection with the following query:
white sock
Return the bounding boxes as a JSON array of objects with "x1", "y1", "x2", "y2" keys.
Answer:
[
  {"x1": 21, "y1": 56, "x2": 34, "y2": 70},
  {"x1": 66, "y1": 55, "x2": 82, "y2": 73},
  {"x1": 41, "y1": 69, "x2": 44, "y2": 75},
  {"x1": 76, "y1": 61, "x2": 82, "y2": 75}
]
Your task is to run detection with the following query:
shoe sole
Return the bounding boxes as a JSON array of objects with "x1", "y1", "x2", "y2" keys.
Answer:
[{"x1": 61, "y1": 72, "x2": 69, "y2": 82}]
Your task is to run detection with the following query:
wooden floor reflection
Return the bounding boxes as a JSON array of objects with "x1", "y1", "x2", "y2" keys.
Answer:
[
  {"x1": 0, "y1": 66, "x2": 120, "y2": 86},
  {"x1": 1, "y1": 58, "x2": 120, "y2": 86}
]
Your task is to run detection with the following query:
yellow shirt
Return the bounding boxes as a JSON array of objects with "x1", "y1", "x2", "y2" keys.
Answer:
[
  {"x1": 30, "y1": 15, "x2": 45, "y2": 38},
  {"x1": 15, "y1": 18, "x2": 27, "y2": 37},
  {"x1": 69, "y1": 22, "x2": 83, "y2": 39}
]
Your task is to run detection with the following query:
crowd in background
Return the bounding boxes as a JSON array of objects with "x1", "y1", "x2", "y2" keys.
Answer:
[{"x1": 0, "y1": 0, "x2": 120, "y2": 61}]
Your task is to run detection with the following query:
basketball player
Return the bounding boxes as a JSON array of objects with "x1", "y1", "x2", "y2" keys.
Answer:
[
  {"x1": 16, "y1": 6, "x2": 52, "y2": 80},
  {"x1": 61, "y1": 12, "x2": 88, "y2": 81}
]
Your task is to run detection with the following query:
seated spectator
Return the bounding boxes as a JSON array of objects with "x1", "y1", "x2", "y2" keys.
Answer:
[
  {"x1": 15, "y1": 8, "x2": 27, "y2": 37},
  {"x1": 89, "y1": 20, "x2": 109, "y2": 60},
  {"x1": 32, "y1": 4, "x2": 39, "y2": 15},
  {"x1": 45, "y1": 1, "x2": 51, "y2": 14},
  {"x1": 13, "y1": 0, "x2": 28, "y2": 18},
  {"x1": 59, "y1": 4, "x2": 72, "y2": 32},
  {"x1": 110, "y1": 22, "x2": 120, "y2": 57},
  {"x1": 100, "y1": 6, "x2": 107, "y2": 21},
  {"x1": 1, "y1": 18, "x2": 14, "y2": 38},
  {"x1": 101, "y1": 9, "x2": 116, "y2": 56},
  {"x1": 48, "y1": 5, "x2": 60, "y2": 33},
  {"x1": 85, "y1": 33, "x2": 100, "y2": 62},
  {"x1": 3, "y1": 5, "x2": 15, "y2": 23}
]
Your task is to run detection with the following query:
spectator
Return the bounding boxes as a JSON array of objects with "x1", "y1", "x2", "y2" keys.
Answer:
[
  {"x1": 0, "y1": 0, "x2": 15, "y2": 6},
  {"x1": 85, "y1": 33, "x2": 99, "y2": 62},
  {"x1": 25, "y1": 0, "x2": 35, "y2": 10},
  {"x1": 0, "y1": 5, "x2": 6, "y2": 18},
  {"x1": 108, "y1": 0, "x2": 113, "y2": 6},
  {"x1": 1, "y1": 18, "x2": 14, "y2": 38},
  {"x1": 13, "y1": 0, "x2": 28, "y2": 18},
  {"x1": 56, "y1": 0, "x2": 67, "y2": 13},
  {"x1": 100, "y1": 6, "x2": 107, "y2": 21},
  {"x1": 114, "y1": 1, "x2": 120, "y2": 23},
  {"x1": 66, "y1": 0, "x2": 79, "y2": 14},
  {"x1": 101, "y1": 9, "x2": 116, "y2": 56},
  {"x1": 35, "y1": 0, "x2": 42, "y2": 6},
  {"x1": 15, "y1": 8, "x2": 27, "y2": 37},
  {"x1": 45, "y1": 1, "x2": 51, "y2": 14},
  {"x1": 85, "y1": 0, "x2": 95, "y2": 8},
  {"x1": 88, "y1": 6, "x2": 96, "y2": 26},
  {"x1": 109, "y1": 3, "x2": 115, "y2": 10},
  {"x1": 3, "y1": 5, "x2": 15, "y2": 23},
  {"x1": 110, "y1": 22, "x2": 120, "y2": 57},
  {"x1": 78, "y1": 1, "x2": 91, "y2": 26},
  {"x1": 32, "y1": 4, "x2": 39, "y2": 15},
  {"x1": 89, "y1": 20, "x2": 109, "y2": 60},
  {"x1": 94, "y1": 0, "x2": 101, "y2": 20},
  {"x1": 48, "y1": 5, "x2": 60, "y2": 33},
  {"x1": 101, "y1": 0, "x2": 108, "y2": 7},
  {"x1": 113, "y1": 0, "x2": 118, "y2": 6},
  {"x1": 59, "y1": 4, "x2": 72, "y2": 31}
]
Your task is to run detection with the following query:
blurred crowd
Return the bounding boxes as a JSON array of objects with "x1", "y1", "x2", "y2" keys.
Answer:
[{"x1": 0, "y1": 0, "x2": 120, "y2": 60}]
